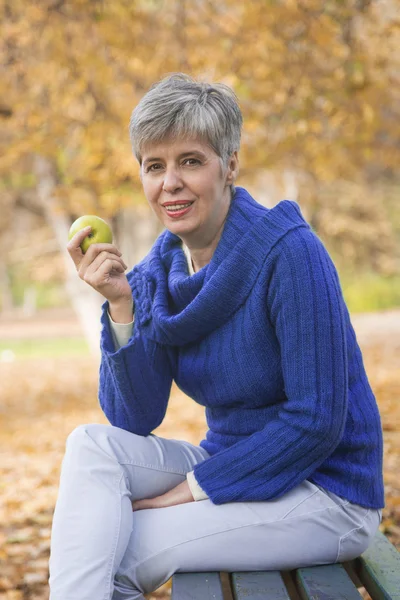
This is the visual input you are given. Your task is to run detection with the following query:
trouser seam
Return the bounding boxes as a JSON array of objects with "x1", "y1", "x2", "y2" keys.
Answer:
[
  {"x1": 118, "y1": 462, "x2": 189, "y2": 476},
  {"x1": 281, "y1": 489, "x2": 319, "y2": 519},
  {"x1": 103, "y1": 472, "x2": 125, "y2": 600},
  {"x1": 82, "y1": 426, "x2": 192, "y2": 476},
  {"x1": 335, "y1": 508, "x2": 371, "y2": 563},
  {"x1": 119, "y1": 502, "x2": 347, "y2": 578},
  {"x1": 80, "y1": 428, "x2": 128, "y2": 600}
]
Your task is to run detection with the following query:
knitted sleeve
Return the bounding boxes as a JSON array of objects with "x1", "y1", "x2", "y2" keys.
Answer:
[
  {"x1": 98, "y1": 300, "x2": 175, "y2": 436},
  {"x1": 193, "y1": 228, "x2": 348, "y2": 504}
]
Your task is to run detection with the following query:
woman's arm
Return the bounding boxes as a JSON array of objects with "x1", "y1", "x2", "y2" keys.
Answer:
[
  {"x1": 107, "y1": 309, "x2": 210, "y2": 501},
  {"x1": 193, "y1": 228, "x2": 349, "y2": 504},
  {"x1": 99, "y1": 299, "x2": 175, "y2": 435}
]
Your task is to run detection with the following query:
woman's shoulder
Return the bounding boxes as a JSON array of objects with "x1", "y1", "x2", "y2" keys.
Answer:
[
  {"x1": 247, "y1": 196, "x2": 322, "y2": 268},
  {"x1": 263, "y1": 220, "x2": 343, "y2": 305},
  {"x1": 265, "y1": 221, "x2": 337, "y2": 283}
]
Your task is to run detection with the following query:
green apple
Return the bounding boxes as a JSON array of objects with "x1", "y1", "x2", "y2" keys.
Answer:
[{"x1": 68, "y1": 215, "x2": 113, "y2": 253}]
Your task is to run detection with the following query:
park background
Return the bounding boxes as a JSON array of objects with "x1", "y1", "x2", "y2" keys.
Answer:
[{"x1": 0, "y1": 1, "x2": 399, "y2": 599}]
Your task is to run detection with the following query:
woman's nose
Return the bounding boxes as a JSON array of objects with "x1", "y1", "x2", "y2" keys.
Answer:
[{"x1": 162, "y1": 168, "x2": 183, "y2": 193}]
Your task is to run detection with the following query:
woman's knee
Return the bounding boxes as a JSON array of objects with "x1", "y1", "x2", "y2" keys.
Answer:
[
  {"x1": 66, "y1": 423, "x2": 144, "y2": 464},
  {"x1": 67, "y1": 423, "x2": 128, "y2": 447},
  {"x1": 64, "y1": 425, "x2": 115, "y2": 464},
  {"x1": 66, "y1": 423, "x2": 105, "y2": 449}
]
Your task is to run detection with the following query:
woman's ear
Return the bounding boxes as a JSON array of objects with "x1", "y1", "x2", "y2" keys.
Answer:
[{"x1": 226, "y1": 151, "x2": 239, "y2": 185}]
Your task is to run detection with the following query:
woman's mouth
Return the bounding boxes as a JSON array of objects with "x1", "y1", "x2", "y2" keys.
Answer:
[{"x1": 163, "y1": 201, "x2": 194, "y2": 218}]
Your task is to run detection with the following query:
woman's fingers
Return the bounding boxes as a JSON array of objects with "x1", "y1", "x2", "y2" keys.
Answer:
[
  {"x1": 66, "y1": 227, "x2": 131, "y2": 302},
  {"x1": 78, "y1": 251, "x2": 127, "y2": 281},
  {"x1": 82, "y1": 257, "x2": 126, "y2": 286},
  {"x1": 132, "y1": 497, "x2": 163, "y2": 511},
  {"x1": 82, "y1": 243, "x2": 123, "y2": 261},
  {"x1": 78, "y1": 243, "x2": 124, "y2": 275},
  {"x1": 66, "y1": 227, "x2": 92, "y2": 268},
  {"x1": 131, "y1": 481, "x2": 194, "y2": 511},
  {"x1": 131, "y1": 499, "x2": 151, "y2": 511},
  {"x1": 67, "y1": 227, "x2": 123, "y2": 271}
]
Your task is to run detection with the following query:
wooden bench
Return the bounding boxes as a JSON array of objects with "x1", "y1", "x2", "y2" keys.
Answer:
[{"x1": 171, "y1": 530, "x2": 400, "y2": 599}]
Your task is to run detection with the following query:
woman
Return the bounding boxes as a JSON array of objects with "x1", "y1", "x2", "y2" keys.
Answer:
[{"x1": 49, "y1": 73, "x2": 384, "y2": 600}]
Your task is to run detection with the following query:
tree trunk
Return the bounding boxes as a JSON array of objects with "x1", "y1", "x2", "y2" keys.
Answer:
[
  {"x1": 34, "y1": 155, "x2": 103, "y2": 358},
  {"x1": 0, "y1": 261, "x2": 15, "y2": 314},
  {"x1": 112, "y1": 203, "x2": 161, "y2": 270},
  {"x1": 22, "y1": 286, "x2": 37, "y2": 317}
]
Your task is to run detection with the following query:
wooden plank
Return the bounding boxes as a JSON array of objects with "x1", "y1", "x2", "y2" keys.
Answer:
[
  {"x1": 232, "y1": 571, "x2": 291, "y2": 600},
  {"x1": 171, "y1": 572, "x2": 224, "y2": 600},
  {"x1": 355, "y1": 530, "x2": 400, "y2": 600},
  {"x1": 296, "y1": 564, "x2": 363, "y2": 600}
]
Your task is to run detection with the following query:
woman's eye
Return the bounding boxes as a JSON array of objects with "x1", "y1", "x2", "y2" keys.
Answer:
[
  {"x1": 146, "y1": 159, "x2": 199, "y2": 172},
  {"x1": 147, "y1": 164, "x2": 162, "y2": 172}
]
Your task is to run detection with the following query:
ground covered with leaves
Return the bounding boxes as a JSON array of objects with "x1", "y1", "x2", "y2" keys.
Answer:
[{"x1": 0, "y1": 310, "x2": 399, "y2": 600}]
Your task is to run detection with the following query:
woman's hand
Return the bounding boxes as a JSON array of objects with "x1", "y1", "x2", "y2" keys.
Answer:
[
  {"x1": 67, "y1": 226, "x2": 132, "y2": 305},
  {"x1": 131, "y1": 480, "x2": 194, "y2": 511}
]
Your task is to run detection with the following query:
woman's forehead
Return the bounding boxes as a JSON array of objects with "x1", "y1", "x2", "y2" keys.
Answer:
[{"x1": 141, "y1": 136, "x2": 215, "y2": 159}]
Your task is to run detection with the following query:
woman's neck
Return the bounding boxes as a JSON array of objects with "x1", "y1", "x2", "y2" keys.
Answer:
[
  {"x1": 180, "y1": 202, "x2": 230, "y2": 272},
  {"x1": 183, "y1": 226, "x2": 224, "y2": 272}
]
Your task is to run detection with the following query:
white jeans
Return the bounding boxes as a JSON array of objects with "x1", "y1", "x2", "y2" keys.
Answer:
[{"x1": 48, "y1": 423, "x2": 382, "y2": 600}]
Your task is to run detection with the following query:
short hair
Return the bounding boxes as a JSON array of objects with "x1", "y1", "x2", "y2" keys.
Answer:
[{"x1": 129, "y1": 73, "x2": 243, "y2": 168}]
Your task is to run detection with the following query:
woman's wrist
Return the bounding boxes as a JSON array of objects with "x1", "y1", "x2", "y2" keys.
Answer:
[{"x1": 108, "y1": 296, "x2": 134, "y2": 324}]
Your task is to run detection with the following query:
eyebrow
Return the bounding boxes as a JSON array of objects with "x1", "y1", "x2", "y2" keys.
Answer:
[{"x1": 142, "y1": 150, "x2": 207, "y2": 167}]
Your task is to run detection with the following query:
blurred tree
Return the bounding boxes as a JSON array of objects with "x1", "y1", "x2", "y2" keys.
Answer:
[
  {"x1": 0, "y1": 0, "x2": 398, "y2": 347},
  {"x1": 2, "y1": 0, "x2": 399, "y2": 191}
]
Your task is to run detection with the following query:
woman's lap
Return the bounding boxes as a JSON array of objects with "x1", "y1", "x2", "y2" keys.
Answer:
[
  {"x1": 115, "y1": 480, "x2": 380, "y2": 597},
  {"x1": 49, "y1": 423, "x2": 382, "y2": 600}
]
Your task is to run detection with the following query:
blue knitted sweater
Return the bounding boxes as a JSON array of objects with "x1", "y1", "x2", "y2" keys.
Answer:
[{"x1": 99, "y1": 187, "x2": 385, "y2": 509}]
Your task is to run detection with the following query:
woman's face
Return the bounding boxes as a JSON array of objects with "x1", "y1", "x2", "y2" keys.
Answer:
[{"x1": 139, "y1": 137, "x2": 238, "y2": 245}]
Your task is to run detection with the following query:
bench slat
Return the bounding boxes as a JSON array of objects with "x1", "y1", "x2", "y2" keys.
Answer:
[
  {"x1": 171, "y1": 532, "x2": 400, "y2": 600},
  {"x1": 355, "y1": 530, "x2": 400, "y2": 600},
  {"x1": 171, "y1": 572, "x2": 224, "y2": 600},
  {"x1": 296, "y1": 564, "x2": 363, "y2": 600},
  {"x1": 231, "y1": 571, "x2": 291, "y2": 600}
]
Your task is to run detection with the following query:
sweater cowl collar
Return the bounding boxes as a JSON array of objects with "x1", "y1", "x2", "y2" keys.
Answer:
[{"x1": 129, "y1": 187, "x2": 310, "y2": 346}]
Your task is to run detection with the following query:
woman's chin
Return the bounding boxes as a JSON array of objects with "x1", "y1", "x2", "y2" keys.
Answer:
[{"x1": 164, "y1": 217, "x2": 196, "y2": 237}]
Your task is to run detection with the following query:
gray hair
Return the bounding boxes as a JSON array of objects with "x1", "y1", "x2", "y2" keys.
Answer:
[{"x1": 129, "y1": 73, "x2": 242, "y2": 172}]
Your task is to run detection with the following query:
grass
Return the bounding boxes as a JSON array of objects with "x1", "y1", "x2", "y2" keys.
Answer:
[
  {"x1": 340, "y1": 272, "x2": 400, "y2": 313},
  {"x1": 0, "y1": 337, "x2": 90, "y2": 359},
  {"x1": 1, "y1": 271, "x2": 399, "y2": 361}
]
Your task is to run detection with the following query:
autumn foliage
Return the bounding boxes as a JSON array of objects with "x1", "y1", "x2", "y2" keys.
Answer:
[{"x1": 0, "y1": 0, "x2": 399, "y2": 278}]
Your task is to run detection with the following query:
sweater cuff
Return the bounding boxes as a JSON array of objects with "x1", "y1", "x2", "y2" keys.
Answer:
[
  {"x1": 186, "y1": 470, "x2": 209, "y2": 501},
  {"x1": 108, "y1": 311, "x2": 134, "y2": 350}
]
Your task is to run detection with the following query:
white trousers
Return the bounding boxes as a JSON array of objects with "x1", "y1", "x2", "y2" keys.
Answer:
[{"x1": 48, "y1": 423, "x2": 382, "y2": 600}]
